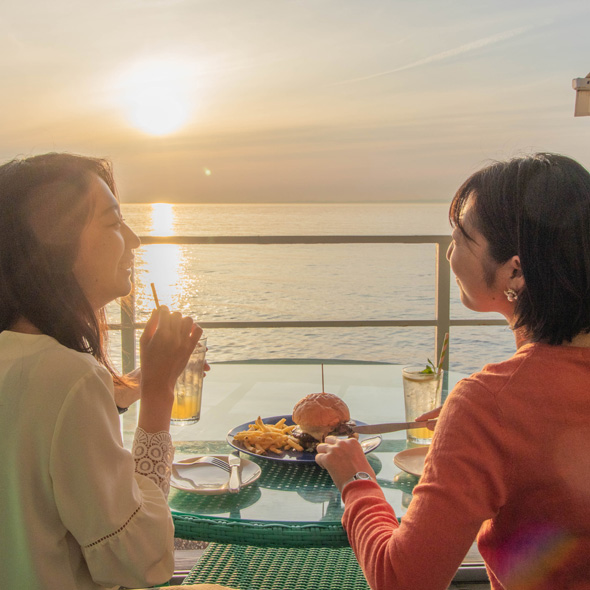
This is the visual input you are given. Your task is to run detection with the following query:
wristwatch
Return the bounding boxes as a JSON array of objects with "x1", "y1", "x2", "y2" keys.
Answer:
[{"x1": 341, "y1": 471, "x2": 373, "y2": 490}]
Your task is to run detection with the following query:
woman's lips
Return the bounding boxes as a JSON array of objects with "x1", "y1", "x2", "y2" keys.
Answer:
[{"x1": 119, "y1": 259, "x2": 134, "y2": 271}]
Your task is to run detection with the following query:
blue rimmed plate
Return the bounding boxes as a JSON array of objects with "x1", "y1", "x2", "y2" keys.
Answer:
[{"x1": 227, "y1": 414, "x2": 382, "y2": 463}]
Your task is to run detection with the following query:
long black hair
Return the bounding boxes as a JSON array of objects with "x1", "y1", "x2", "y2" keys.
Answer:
[
  {"x1": 0, "y1": 152, "x2": 123, "y2": 378},
  {"x1": 450, "y1": 153, "x2": 590, "y2": 345}
]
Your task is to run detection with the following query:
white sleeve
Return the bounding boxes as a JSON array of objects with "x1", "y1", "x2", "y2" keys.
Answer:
[
  {"x1": 50, "y1": 367, "x2": 175, "y2": 589},
  {"x1": 132, "y1": 427, "x2": 174, "y2": 498}
]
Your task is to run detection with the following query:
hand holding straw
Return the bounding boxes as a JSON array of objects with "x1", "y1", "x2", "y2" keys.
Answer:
[
  {"x1": 437, "y1": 332, "x2": 449, "y2": 374},
  {"x1": 150, "y1": 283, "x2": 160, "y2": 309}
]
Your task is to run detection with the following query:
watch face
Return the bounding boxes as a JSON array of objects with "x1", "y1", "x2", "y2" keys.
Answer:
[{"x1": 354, "y1": 471, "x2": 372, "y2": 481}]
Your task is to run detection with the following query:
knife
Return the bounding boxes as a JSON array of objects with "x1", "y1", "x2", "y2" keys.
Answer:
[
  {"x1": 351, "y1": 419, "x2": 438, "y2": 435},
  {"x1": 228, "y1": 451, "x2": 241, "y2": 493}
]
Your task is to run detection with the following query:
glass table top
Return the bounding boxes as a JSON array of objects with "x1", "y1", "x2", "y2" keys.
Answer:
[
  {"x1": 168, "y1": 439, "x2": 415, "y2": 525},
  {"x1": 133, "y1": 362, "x2": 464, "y2": 537}
]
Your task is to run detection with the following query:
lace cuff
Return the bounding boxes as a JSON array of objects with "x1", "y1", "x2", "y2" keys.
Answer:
[{"x1": 132, "y1": 428, "x2": 175, "y2": 498}]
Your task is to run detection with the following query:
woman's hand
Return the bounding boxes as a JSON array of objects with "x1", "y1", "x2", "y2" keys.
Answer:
[
  {"x1": 138, "y1": 306, "x2": 202, "y2": 432},
  {"x1": 416, "y1": 405, "x2": 443, "y2": 430},
  {"x1": 113, "y1": 367, "x2": 141, "y2": 409},
  {"x1": 315, "y1": 436, "x2": 377, "y2": 492},
  {"x1": 114, "y1": 359, "x2": 211, "y2": 411}
]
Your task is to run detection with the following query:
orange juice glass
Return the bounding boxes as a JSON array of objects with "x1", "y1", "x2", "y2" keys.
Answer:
[{"x1": 171, "y1": 337, "x2": 207, "y2": 425}]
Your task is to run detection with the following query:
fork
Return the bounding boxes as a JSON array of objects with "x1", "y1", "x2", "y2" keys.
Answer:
[{"x1": 174, "y1": 456, "x2": 230, "y2": 473}]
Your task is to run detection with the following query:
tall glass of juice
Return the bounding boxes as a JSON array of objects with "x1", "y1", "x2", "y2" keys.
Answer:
[
  {"x1": 171, "y1": 337, "x2": 207, "y2": 426},
  {"x1": 402, "y1": 365, "x2": 443, "y2": 445}
]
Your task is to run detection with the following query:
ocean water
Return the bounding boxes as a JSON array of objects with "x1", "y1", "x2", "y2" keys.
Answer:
[{"x1": 107, "y1": 203, "x2": 516, "y2": 376}]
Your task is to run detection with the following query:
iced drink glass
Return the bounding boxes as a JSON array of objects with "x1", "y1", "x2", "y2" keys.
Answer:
[
  {"x1": 170, "y1": 337, "x2": 207, "y2": 426},
  {"x1": 402, "y1": 365, "x2": 443, "y2": 445}
]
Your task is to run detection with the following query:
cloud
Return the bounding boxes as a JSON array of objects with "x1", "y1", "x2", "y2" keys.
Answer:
[{"x1": 332, "y1": 24, "x2": 537, "y2": 86}]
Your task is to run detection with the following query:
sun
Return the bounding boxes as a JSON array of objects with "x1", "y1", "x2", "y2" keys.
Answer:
[
  {"x1": 117, "y1": 58, "x2": 194, "y2": 135},
  {"x1": 131, "y1": 91, "x2": 188, "y2": 136}
]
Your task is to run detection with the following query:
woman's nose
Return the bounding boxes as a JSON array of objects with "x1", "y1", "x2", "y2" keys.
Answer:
[{"x1": 124, "y1": 223, "x2": 141, "y2": 249}]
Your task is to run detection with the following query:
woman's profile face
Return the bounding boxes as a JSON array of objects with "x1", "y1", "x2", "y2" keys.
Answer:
[
  {"x1": 446, "y1": 200, "x2": 510, "y2": 315},
  {"x1": 72, "y1": 175, "x2": 140, "y2": 310}
]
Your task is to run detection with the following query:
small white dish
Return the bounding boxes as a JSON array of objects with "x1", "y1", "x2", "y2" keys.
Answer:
[
  {"x1": 171, "y1": 455, "x2": 261, "y2": 495},
  {"x1": 393, "y1": 447, "x2": 429, "y2": 477}
]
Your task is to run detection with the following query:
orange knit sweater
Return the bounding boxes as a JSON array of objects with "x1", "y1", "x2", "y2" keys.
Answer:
[{"x1": 342, "y1": 343, "x2": 590, "y2": 590}]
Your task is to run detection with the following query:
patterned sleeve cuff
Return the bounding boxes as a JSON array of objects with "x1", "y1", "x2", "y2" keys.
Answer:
[{"x1": 132, "y1": 427, "x2": 175, "y2": 498}]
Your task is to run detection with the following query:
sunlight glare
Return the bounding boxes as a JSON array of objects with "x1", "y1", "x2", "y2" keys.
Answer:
[
  {"x1": 133, "y1": 93, "x2": 188, "y2": 135},
  {"x1": 118, "y1": 59, "x2": 194, "y2": 135}
]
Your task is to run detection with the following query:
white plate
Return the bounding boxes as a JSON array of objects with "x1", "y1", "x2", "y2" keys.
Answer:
[
  {"x1": 170, "y1": 455, "x2": 262, "y2": 495},
  {"x1": 393, "y1": 447, "x2": 428, "y2": 477}
]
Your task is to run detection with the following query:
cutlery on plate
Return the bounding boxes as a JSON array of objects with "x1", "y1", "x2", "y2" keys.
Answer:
[
  {"x1": 351, "y1": 419, "x2": 438, "y2": 435},
  {"x1": 228, "y1": 451, "x2": 242, "y2": 493},
  {"x1": 173, "y1": 456, "x2": 231, "y2": 472}
]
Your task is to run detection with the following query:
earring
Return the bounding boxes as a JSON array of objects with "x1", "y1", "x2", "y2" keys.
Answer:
[{"x1": 504, "y1": 289, "x2": 518, "y2": 302}]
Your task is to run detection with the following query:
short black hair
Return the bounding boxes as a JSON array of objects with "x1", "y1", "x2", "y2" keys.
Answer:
[{"x1": 450, "y1": 153, "x2": 590, "y2": 345}]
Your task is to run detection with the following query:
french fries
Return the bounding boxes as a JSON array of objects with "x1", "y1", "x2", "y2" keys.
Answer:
[{"x1": 233, "y1": 417, "x2": 304, "y2": 455}]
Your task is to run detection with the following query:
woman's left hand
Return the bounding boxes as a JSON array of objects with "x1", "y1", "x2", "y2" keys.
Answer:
[
  {"x1": 113, "y1": 359, "x2": 212, "y2": 411},
  {"x1": 315, "y1": 436, "x2": 376, "y2": 492},
  {"x1": 113, "y1": 368, "x2": 142, "y2": 409}
]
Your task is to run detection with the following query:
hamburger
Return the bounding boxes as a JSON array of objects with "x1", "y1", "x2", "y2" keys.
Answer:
[{"x1": 291, "y1": 392, "x2": 357, "y2": 452}]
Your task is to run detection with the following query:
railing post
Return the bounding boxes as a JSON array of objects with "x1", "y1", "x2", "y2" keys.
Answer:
[
  {"x1": 435, "y1": 236, "x2": 452, "y2": 375},
  {"x1": 120, "y1": 273, "x2": 136, "y2": 375}
]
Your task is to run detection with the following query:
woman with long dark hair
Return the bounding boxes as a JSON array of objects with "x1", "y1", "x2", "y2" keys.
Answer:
[
  {"x1": 0, "y1": 153, "x2": 202, "y2": 589},
  {"x1": 316, "y1": 153, "x2": 590, "y2": 589}
]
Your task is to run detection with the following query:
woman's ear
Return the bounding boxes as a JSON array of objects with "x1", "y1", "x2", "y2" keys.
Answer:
[{"x1": 507, "y1": 255, "x2": 525, "y2": 293}]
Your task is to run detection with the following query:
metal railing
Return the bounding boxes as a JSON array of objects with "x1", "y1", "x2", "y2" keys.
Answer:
[{"x1": 113, "y1": 235, "x2": 507, "y2": 374}]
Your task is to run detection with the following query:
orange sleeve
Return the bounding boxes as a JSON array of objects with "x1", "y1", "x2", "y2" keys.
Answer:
[{"x1": 342, "y1": 376, "x2": 509, "y2": 590}]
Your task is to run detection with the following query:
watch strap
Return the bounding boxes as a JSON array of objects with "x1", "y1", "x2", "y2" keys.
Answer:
[{"x1": 341, "y1": 471, "x2": 373, "y2": 490}]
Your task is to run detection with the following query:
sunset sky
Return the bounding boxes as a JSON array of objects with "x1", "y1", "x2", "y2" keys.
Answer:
[{"x1": 2, "y1": 0, "x2": 589, "y2": 203}]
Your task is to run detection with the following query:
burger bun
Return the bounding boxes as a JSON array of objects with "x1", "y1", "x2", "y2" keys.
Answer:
[{"x1": 292, "y1": 392, "x2": 350, "y2": 442}]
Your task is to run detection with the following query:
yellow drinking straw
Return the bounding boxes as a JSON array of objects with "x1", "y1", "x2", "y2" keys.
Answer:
[
  {"x1": 150, "y1": 283, "x2": 160, "y2": 309},
  {"x1": 437, "y1": 332, "x2": 449, "y2": 374}
]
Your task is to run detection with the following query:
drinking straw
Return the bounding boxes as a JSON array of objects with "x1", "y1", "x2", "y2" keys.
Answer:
[
  {"x1": 321, "y1": 363, "x2": 325, "y2": 393},
  {"x1": 150, "y1": 283, "x2": 160, "y2": 309},
  {"x1": 437, "y1": 332, "x2": 449, "y2": 374}
]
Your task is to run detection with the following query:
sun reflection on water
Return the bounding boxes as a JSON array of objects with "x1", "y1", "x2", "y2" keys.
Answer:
[
  {"x1": 149, "y1": 203, "x2": 174, "y2": 236},
  {"x1": 137, "y1": 203, "x2": 183, "y2": 315},
  {"x1": 140, "y1": 244, "x2": 182, "y2": 309}
]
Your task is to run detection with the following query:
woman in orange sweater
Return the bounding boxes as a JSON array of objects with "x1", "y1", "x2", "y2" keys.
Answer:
[{"x1": 316, "y1": 153, "x2": 590, "y2": 590}]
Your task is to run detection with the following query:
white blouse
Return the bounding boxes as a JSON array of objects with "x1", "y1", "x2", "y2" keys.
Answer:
[{"x1": 0, "y1": 331, "x2": 175, "y2": 589}]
